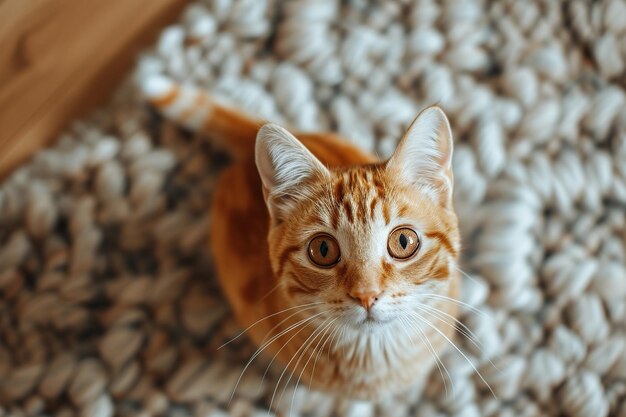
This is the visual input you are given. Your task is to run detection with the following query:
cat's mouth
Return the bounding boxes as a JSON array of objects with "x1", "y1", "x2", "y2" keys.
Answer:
[
  {"x1": 360, "y1": 311, "x2": 394, "y2": 326},
  {"x1": 336, "y1": 304, "x2": 397, "y2": 330}
]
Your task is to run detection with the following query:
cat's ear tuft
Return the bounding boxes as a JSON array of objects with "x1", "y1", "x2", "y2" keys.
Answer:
[
  {"x1": 255, "y1": 123, "x2": 329, "y2": 221},
  {"x1": 387, "y1": 106, "x2": 454, "y2": 207}
]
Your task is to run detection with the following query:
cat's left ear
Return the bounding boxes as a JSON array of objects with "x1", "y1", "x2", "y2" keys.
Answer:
[
  {"x1": 387, "y1": 106, "x2": 454, "y2": 207},
  {"x1": 256, "y1": 123, "x2": 330, "y2": 222}
]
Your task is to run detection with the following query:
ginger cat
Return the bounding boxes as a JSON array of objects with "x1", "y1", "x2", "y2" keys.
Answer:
[{"x1": 143, "y1": 76, "x2": 461, "y2": 401}]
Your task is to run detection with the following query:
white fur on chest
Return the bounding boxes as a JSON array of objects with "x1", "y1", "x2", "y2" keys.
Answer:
[{"x1": 321, "y1": 319, "x2": 442, "y2": 399}]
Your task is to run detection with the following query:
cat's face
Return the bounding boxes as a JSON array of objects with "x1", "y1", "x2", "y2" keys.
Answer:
[{"x1": 256, "y1": 107, "x2": 459, "y2": 333}]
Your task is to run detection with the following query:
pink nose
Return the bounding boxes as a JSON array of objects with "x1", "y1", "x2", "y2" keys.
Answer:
[{"x1": 349, "y1": 290, "x2": 381, "y2": 310}]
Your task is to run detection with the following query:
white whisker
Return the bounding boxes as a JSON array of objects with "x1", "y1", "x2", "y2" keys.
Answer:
[
  {"x1": 229, "y1": 310, "x2": 326, "y2": 404},
  {"x1": 289, "y1": 317, "x2": 338, "y2": 414},
  {"x1": 280, "y1": 317, "x2": 333, "y2": 402},
  {"x1": 219, "y1": 301, "x2": 323, "y2": 349},
  {"x1": 269, "y1": 316, "x2": 332, "y2": 414},
  {"x1": 260, "y1": 310, "x2": 329, "y2": 386},
  {"x1": 257, "y1": 305, "x2": 323, "y2": 346},
  {"x1": 313, "y1": 320, "x2": 342, "y2": 389},
  {"x1": 455, "y1": 265, "x2": 482, "y2": 286},
  {"x1": 255, "y1": 281, "x2": 286, "y2": 306},
  {"x1": 407, "y1": 311, "x2": 497, "y2": 399},
  {"x1": 421, "y1": 293, "x2": 491, "y2": 319},
  {"x1": 400, "y1": 316, "x2": 452, "y2": 398},
  {"x1": 415, "y1": 303, "x2": 482, "y2": 351},
  {"x1": 415, "y1": 303, "x2": 501, "y2": 372}
]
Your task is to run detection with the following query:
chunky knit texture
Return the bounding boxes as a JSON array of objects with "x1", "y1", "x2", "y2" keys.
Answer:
[{"x1": 1, "y1": 1, "x2": 626, "y2": 416}]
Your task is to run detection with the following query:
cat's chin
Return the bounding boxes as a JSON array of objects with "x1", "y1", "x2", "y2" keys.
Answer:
[
  {"x1": 343, "y1": 312, "x2": 396, "y2": 332},
  {"x1": 362, "y1": 317, "x2": 394, "y2": 330}
]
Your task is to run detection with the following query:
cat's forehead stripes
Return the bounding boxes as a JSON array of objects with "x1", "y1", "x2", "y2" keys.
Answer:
[{"x1": 328, "y1": 165, "x2": 393, "y2": 228}]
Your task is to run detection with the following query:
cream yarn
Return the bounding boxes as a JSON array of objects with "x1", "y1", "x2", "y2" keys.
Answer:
[{"x1": 1, "y1": 0, "x2": 626, "y2": 416}]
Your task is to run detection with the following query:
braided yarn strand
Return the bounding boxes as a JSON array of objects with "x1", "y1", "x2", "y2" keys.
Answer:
[{"x1": 1, "y1": 1, "x2": 626, "y2": 416}]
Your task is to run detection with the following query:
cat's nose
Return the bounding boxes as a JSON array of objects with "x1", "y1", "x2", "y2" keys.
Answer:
[{"x1": 348, "y1": 290, "x2": 381, "y2": 310}]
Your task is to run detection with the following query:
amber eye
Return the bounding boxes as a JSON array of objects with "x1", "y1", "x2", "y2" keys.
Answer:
[
  {"x1": 308, "y1": 234, "x2": 341, "y2": 267},
  {"x1": 387, "y1": 227, "x2": 420, "y2": 260}
]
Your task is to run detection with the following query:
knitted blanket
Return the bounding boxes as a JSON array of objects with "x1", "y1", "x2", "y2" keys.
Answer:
[{"x1": 1, "y1": 1, "x2": 625, "y2": 416}]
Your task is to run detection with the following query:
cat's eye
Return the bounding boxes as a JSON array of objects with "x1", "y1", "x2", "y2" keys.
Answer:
[
  {"x1": 387, "y1": 227, "x2": 420, "y2": 260},
  {"x1": 308, "y1": 234, "x2": 341, "y2": 267}
]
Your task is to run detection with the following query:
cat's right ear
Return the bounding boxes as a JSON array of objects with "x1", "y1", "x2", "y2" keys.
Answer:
[
  {"x1": 386, "y1": 106, "x2": 454, "y2": 208},
  {"x1": 255, "y1": 123, "x2": 330, "y2": 222}
]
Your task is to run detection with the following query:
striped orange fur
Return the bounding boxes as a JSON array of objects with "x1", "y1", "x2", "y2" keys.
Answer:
[{"x1": 143, "y1": 76, "x2": 461, "y2": 400}]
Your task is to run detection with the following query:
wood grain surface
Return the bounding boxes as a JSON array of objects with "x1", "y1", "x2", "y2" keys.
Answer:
[{"x1": 0, "y1": 0, "x2": 187, "y2": 179}]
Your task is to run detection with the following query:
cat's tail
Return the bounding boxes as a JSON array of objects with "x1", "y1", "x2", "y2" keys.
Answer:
[{"x1": 141, "y1": 75, "x2": 261, "y2": 158}]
